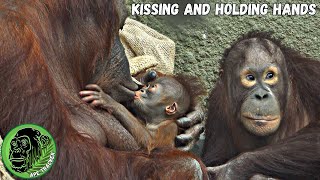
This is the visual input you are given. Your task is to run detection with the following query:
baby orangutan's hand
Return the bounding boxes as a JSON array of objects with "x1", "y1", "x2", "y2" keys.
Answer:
[{"x1": 79, "y1": 84, "x2": 120, "y2": 112}]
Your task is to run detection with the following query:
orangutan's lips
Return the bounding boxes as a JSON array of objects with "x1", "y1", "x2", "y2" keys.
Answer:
[
  {"x1": 10, "y1": 158, "x2": 24, "y2": 162},
  {"x1": 243, "y1": 114, "x2": 279, "y2": 121}
]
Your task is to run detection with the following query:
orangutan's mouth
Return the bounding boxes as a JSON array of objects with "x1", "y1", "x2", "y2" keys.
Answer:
[
  {"x1": 10, "y1": 158, "x2": 24, "y2": 162},
  {"x1": 242, "y1": 113, "x2": 280, "y2": 122}
]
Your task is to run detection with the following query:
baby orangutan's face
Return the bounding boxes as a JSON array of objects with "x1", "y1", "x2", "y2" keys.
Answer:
[{"x1": 131, "y1": 78, "x2": 178, "y2": 123}]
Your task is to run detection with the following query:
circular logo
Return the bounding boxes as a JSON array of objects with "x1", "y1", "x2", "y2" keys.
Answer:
[{"x1": 1, "y1": 124, "x2": 56, "y2": 179}]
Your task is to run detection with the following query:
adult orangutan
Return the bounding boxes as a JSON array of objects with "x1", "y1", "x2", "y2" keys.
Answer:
[
  {"x1": 0, "y1": 0, "x2": 207, "y2": 179},
  {"x1": 203, "y1": 32, "x2": 320, "y2": 179}
]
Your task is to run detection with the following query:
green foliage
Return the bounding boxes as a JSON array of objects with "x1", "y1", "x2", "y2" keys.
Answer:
[{"x1": 26, "y1": 143, "x2": 54, "y2": 175}]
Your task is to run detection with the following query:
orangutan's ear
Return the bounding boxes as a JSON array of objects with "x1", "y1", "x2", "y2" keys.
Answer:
[{"x1": 165, "y1": 102, "x2": 177, "y2": 115}]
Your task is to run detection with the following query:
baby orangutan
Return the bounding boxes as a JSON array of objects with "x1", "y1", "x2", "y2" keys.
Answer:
[{"x1": 79, "y1": 74, "x2": 205, "y2": 152}]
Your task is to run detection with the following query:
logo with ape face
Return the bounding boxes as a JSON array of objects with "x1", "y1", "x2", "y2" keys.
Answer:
[{"x1": 1, "y1": 124, "x2": 56, "y2": 179}]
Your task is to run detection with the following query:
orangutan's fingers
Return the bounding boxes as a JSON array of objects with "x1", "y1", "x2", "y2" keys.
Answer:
[
  {"x1": 79, "y1": 90, "x2": 99, "y2": 96},
  {"x1": 82, "y1": 95, "x2": 99, "y2": 102},
  {"x1": 177, "y1": 139, "x2": 196, "y2": 152},
  {"x1": 175, "y1": 122, "x2": 204, "y2": 146},
  {"x1": 175, "y1": 134, "x2": 193, "y2": 145},
  {"x1": 85, "y1": 84, "x2": 102, "y2": 92},
  {"x1": 250, "y1": 174, "x2": 280, "y2": 180},
  {"x1": 91, "y1": 100, "x2": 104, "y2": 107},
  {"x1": 184, "y1": 123, "x2": 204, "y2": 139},
  {"x1": 176, "y1": 109, "x2": 205, "y2": 128}
]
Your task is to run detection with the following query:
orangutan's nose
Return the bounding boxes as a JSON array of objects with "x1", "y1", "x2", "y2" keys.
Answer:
[{"x1": 134, "y1": 91, "x2": 141, "y2": 99}]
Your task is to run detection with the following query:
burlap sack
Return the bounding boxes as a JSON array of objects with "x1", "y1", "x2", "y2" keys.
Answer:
[
  {"x1": 120, "y1": 18, "x2": 175, "y2": 75},
  {"x1": 0, "y1": 137, "x2": 14, "y2": 180}
]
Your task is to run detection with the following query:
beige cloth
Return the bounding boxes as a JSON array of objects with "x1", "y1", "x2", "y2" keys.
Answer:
[
  {"x1": 0, "y1": 137, "x2": 14, "y2": 180},
  {"x1": 120, "y1": 18, "x2": 175, "y2": 75}
]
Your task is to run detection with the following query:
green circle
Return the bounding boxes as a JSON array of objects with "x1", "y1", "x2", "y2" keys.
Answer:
[{"x1": 1, "y1": 124, "x2": 57, "y2": 179}]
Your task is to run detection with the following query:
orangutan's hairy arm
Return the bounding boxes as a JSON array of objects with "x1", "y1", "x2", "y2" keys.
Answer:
[{"x1": 80, "y1": 84, "x2": 152, "y2": 148}]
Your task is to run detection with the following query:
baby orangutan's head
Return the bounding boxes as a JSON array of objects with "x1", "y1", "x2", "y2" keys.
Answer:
[{"x1": 131, "y1": 74, "x2": 206, "y2": 124}]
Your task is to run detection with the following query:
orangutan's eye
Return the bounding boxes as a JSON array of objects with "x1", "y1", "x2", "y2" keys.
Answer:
[
  {"x1": 266, "y1": 72, "x2": 274, "y2": 79},
  {"x1": 21, "y1": 139, "x2": 27, "y2": 146},
  {"x1": 11, "y1": 141, "x2": 17, "y2": 147},
  {"x1": 246, "y1": 74, "x2": 255, "y2": 81}
]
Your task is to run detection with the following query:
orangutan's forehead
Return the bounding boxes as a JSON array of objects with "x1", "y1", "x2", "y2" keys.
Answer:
[
  {"x1": 233, "y1": 38, "x2": 282, "y2": 67},
  {"x1": 245, "y1": 45, "x2": 274, "y2": 66}
]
